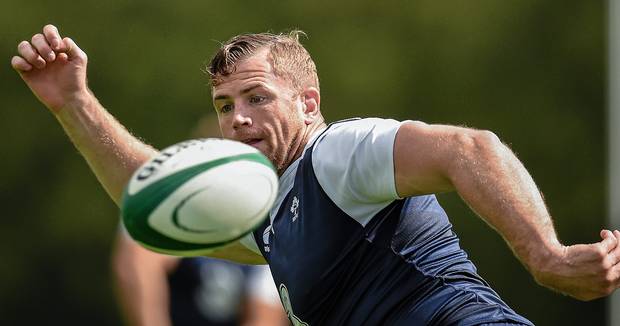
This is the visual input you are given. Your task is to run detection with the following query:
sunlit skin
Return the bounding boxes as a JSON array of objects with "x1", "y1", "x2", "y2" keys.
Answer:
[{"x1": 212, "y1": 49, "x2": 325, "y2": 175}]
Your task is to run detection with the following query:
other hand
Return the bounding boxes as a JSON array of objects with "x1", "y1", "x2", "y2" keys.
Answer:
[
  {"x1": 11, "y1": 24, "x2": 90, "y2": 113},
  {"x1": 533, "y1": 229, "x2": 620, "y2": 301}
]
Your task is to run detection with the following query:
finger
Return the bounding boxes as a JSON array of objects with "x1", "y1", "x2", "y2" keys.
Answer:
[
  {"x1": 17, "y1": 41, "x2": 46, "y2": 69},
  {"x1": 43, "y1": 24, "x2": 62, "y2": 51},
  {"x1": 607, "y1": 240, "x2": 620, "y2": 267},
  {"x1": 601, "y1": 229, "x2": 614, "y2": 239},
  {"x1": 612, "y1": 231, "x2": 620, "y2": 265},
  {"x1": 604, "y1": 234, "x2": 620, "y2": 268},
  {"x1": 57, "y1": 52, "x2": 69, "y2": 62},
  {"x1": 31, "y1": 33, "x2": 55, "y2": 62},
  {"x1": 11, "y1": 55, "x2": 33, "y2": 72},
  {"x1": 600, "y1": 230, "x2": 618, "y2": 253},
  {"x1": 614, "y1": 264, "x2": 620, "y2": 288},
  {"x1": 62, "y1": 37, "x2": 86, "y2": 61}
]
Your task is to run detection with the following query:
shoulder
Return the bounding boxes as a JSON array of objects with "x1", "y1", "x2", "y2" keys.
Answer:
[
  {"x1": 309, "y1": 118, "x2": 405, "y2": 225},
  {"x1": 311, "y1": 118, "x2": 403, "y2": 170},
  {"x1": 314, "y1": 118, "x2": 403, "y2": 148},
  {"x1": 312, "y1": 117, "x2": 403, "y2": 169}
]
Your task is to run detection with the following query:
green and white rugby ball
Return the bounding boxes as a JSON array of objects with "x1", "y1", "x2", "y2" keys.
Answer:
[{"x1": 121, "y1": 138, "x2": 278, "y2": 256}]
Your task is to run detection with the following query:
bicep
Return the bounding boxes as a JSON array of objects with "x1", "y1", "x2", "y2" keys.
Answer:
[{"x1": 394, "y1": 121, "x2": 485, "y2": 197}]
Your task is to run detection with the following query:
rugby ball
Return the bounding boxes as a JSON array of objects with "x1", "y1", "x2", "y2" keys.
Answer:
[{"x1": 121, "y1": 138, "x2": 278, "y2": 256}]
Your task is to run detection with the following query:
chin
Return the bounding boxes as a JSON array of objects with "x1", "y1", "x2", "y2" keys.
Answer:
[
  {"x1": 249, "y1": 141, "x2": 281, "y2": 170},
  {"x1": 253, "y1": 142, "x2": 274, "y2": 161},
  {"x1": 250, "y1": 140, "x2": 266, "y2": 152}
]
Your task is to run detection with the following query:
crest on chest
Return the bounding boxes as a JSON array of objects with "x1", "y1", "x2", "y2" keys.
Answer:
[
  {"x1": 290, "y1": 195, "x2": 300, "y2": 222},
  {"x1": 262, "y1": 192, "x2": 303, "y2": 254}
]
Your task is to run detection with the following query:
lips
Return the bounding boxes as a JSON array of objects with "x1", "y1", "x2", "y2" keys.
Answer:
[{"x1": 241, "y1": 138, "x2": 262, "y2": 146}]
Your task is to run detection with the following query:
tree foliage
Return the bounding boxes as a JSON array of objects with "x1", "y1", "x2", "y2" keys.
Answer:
[{"x1": 0, "y1": 0, "x2": 605, "y2": 324}]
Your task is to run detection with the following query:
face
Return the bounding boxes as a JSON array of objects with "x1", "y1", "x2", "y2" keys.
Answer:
[{"x1": 212, "y1": 50, "x2": 307, "y2": 173}]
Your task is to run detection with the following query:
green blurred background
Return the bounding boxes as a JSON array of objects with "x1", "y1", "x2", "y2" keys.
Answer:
[{"x1": 0, "y1": 0, "x2": 607, "y2": 324}]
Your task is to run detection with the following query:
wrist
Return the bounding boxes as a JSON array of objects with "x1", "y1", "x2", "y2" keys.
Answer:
[
  {"x1": 53, "y1": 88, "x2": 95, "y2": 115},
  {"x1": 515, "y1": 235, "x2": 564, "y2": 272},
  {"x1": 527, "y1": 241, "x2": 567, "y2": 282},
  {"x1": 55, "y1": 90, "x2": 104, "y2": 131}
]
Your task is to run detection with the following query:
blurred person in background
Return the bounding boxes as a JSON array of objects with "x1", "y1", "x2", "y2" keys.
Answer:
[
  {"x1": 112, "y1": 115, "x2": 288, "y2": 326},
  {"x1": 112, "y1": 230, "x2": 287, "y2": 326}
]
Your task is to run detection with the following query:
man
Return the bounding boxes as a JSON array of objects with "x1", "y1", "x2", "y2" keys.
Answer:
[
  {"x1": 11, "y1": 25, "x2": 620, "y2": 325},
  {"x1": 112, "y1": 230, "x2": 288, "y2": 326}
]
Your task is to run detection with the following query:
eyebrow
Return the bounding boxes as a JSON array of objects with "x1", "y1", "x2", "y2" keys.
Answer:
[{"x1": 213, "y1": 85, "x2": 264, "y2": 101}]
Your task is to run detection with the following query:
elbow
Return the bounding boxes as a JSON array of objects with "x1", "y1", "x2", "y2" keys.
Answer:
[
  {"x1": 461, "y1": 129, "x2": 503, "y2": 154},
  {"x1": 474, "y1": 130, "x2": 504, "y2": 153},
  {"x1": 452, "y1": 129, "x2": 507, "y2": 167},
  {"x1": 443, "y1": 129, "x2": 510, "y2": 192}
]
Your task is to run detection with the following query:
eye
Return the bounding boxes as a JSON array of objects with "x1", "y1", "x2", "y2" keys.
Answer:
[
  {"x1": 249, "y1": 95, "x2": 266, "y2": 105},
  {"x1": 219, "y1": 104, "x2": 233, "y2": 113}
]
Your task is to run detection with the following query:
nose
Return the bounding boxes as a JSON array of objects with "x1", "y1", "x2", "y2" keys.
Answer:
[{"x1": 232, "y1": 105, "x2": 252, "y2": 130}]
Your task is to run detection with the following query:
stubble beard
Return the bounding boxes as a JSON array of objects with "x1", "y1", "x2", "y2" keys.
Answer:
[{"x1": 269, "y1": 123, "x2": 305, "y2": 176}]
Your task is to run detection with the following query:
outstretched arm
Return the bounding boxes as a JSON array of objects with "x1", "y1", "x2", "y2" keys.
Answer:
[
  {"x1": 393, "y1": 120, "x2": 620, "y2": 301},
  {"x1": 11, "y1": 24, "x2": 156, "y2": 205},
  {"x1": 12, "y1": 25, "x2": 266, "y2": 264}
]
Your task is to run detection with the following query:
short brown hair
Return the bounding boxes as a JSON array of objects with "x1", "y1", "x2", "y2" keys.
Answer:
[{"x1": 207, "y1": 31, "x2": 319, "y2": 92}]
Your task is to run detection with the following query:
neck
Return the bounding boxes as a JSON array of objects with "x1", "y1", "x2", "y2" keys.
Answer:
[{"x1": 277, "y1": 120, "x2": 327, "y2": 176}]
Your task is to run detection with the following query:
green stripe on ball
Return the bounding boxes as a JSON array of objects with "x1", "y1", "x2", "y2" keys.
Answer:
[{"x1": 121, "y1": 152, "x2": 274, "y2": 255}]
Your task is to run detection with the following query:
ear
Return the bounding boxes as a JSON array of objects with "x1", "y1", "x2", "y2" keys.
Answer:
[{"x1": 300, "y1": 87, "x2": 321, "y2": 125}]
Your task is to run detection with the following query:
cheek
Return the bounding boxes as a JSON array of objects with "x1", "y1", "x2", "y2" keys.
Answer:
[
  {"x1": 217, "y1": 119, "x2": 232, "y2": 138},
  {"x1": 284, "y1": 110, "x2": 305, "y2": 135}
]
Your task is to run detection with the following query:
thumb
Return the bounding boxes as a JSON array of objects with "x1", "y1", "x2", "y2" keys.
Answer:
[{"x1": 61, "y1": 37, "x2": 87, "y2": 62}]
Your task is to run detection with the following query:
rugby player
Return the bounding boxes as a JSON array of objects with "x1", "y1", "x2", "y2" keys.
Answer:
[{"x1": 12, "y1": 25, "x2": 620, "y2": 325}]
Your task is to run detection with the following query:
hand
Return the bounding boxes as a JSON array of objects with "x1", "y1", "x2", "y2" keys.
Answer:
[
  {"x1": 533, "y1": 229, "x2": 620, "y2": 301},
  {"x1": 11, "y1": 24, "x2": 90, "y2": 113}
]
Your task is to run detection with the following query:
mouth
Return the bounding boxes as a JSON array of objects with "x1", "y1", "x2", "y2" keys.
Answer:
[{"x1": 241, "y1": 138, "x2": 263, "y2": 146}]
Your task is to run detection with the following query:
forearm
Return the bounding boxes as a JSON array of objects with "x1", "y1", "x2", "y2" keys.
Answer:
[
  {"x1": 114, "y1": 265, "x2": 172, "y2": 326},
  {"x1": 112, "y1": 233, "x2": 174, "y2": 326},
  {"x1": 448, "y1": 131, "x2": 562, "y2": 271},
  {"x1": 55, "y1": 91, "x2": 157, "y2": 205},
  {"x1": 396, "y1": 122, "x2": 619, "y2": 300}
]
